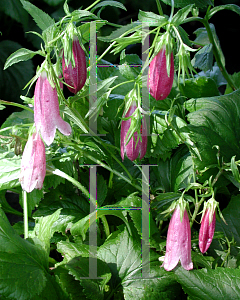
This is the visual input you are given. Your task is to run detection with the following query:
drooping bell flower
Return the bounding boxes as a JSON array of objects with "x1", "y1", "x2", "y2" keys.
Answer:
[
  {"x1": 148, "y1": 45, "x2": 174, "y2": 101},
  {"x1": 34, "y1": 70, "x2": 71, "y2": 146},
  {"x1": 199, "y1": 199, "x2": 217, "y2": 253},
  {"x1": 62, "y1": 35, "x2": 87, "y2": 94},
  {"x1": 120, "y1": 102, "x2": 147, "y2": 161},
  {"x1": 19, "y1": 132, "x2": 46, "y2": 193},
  {"x1": 162, "y1": 205, "x2": 193, "y2": 271}
]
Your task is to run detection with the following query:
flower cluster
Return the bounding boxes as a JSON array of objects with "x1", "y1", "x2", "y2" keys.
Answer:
[
  {"x1": 20, "y1": 35, "x2": 87, "y2": 192},
  {"x1": 162, "y1": 198, "x2": 217, "y2": 271}
]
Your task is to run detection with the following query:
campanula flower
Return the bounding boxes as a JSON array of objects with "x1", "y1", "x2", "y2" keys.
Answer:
[
  {"x1": 120, "y1": 102, "x2": 147, "y2": 161},
  {"x1": 199, "y1": 200, "x2": 217, "y2": 253},
  {"x1": 19, "y1": 132, "x2": 46, "y2": 193},
  {"x1": 162, "y1": 206, "x2": 193, "y2": 271},
  {"x1": 62, "y1": 35, "x2": 87, "y2": 94},
  {"x1": 148, "y1": 46, "x2": 174, "y2": 101},
  {"x1": 34, "y1": 70, "x2": 71, "y2": 146}
]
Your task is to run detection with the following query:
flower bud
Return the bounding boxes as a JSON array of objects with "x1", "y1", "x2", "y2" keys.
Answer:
[
  {"x1": 120, "y1": 103, "x2": 147, "y2": 161},
  {"x1": 19, "y1": 132, "x2": 46, "y2": 193},
  {"x1": 162, "y1": 206, "x2": 193, "y2": 271},
  {"x1": 148, "y1": 46, "x2": 174, "y2": 101},
  {"x1": 34, "y1": 70, "x2": 71, "y2": 146},
  {"x1": 199, "y1": 209, "x2": 216, "y2": 254},
  {"x1": 62, "y1": 35, "x2": 87, "y2": 94}
]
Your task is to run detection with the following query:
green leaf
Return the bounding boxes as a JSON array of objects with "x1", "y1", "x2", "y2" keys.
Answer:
[
  {"x1": 98, "y1": 227, "x2": 181, "y2": 299},
  {"x1": 19, "y1": 188, "x2": 44, "y2": 216},
  {"x1": 216, "y1": 194, "x2": 240, "y2": 247},
  {"x1": 20, "y1": 0, "x2": 55, "y2": 31},
  {"x1": 193, "y1": 24, "x2": 225, "y2": 67},
  {"x1": 171, "y1": 4, "x2": 194, "y2": 26},
  {"x1": 225, "y1": 72, "x2": 240, "y2": 94},
  {"x1": 4, "y1": 48, "x2": 41, "y2": 70},
  {"x1": 34, "y1": 209, "x2": 62, "y2": 253},
  {"x1": 0, "y1": 0, "x2": 29, "y2": 27},
  {"x1": 185, "y1": 89, "x2": 240, "y2": 182},
  {"x1": 160, "y1": 0, "x2": 213, "y2": 8},
  {"x1": 91, "y1": 1, "x2": 127, "y2": 13},
  {"x1": 0, "y1": 208, "x2": 49, "y2": 299},
  {"x1": 42, "y1": 0, "x2": 64, "y2": 6},
  {"x1": 179, "y1": 76, "x2": 219, "y2": 98},
  {"x1": 98, "y1": 22, "x2": 140, "y2": 42},
  {"x1": 208, "y1": 4, "x2": 240, "y2": 19},
  {"x1": 150, "y1": 145, "x2": 193, "y2": 192},
  {"x1": 66, "y1": 256, "x2": 112, "y2": 300},
  {"x1": 198, "y1": 64, "x2": 227, "y2": 88},
  {"x1": 0, "y1": 156, "x2": 21, "y2": 190},
  {"x1": 192, "y1": 44, "x2": 213, "y2": 71},
  {"x1": 71, "y1": 207, "x2": 130, "y2": 240},
  {"x1": 57, "y1": 240, "x2": 90, "y2": 263},
  {"x1": 0, "y1": 191, "x2": 23, "y2": 217},
  {"x1": 175, "y1": 267, "x2": 240, "y2": 300},
  {"x1": 0, "y1": 41, "x2": 34, "y2": 103},
  {"x1": 138, "y1": 10, "x2": 168, "y2": 26}
]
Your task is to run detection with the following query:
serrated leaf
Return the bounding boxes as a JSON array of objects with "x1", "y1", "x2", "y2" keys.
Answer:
[
  {"x1": 208, "y1": 4, "x2": 240, "y2": 19},
  {"x1": 185, "y1": 89, "x2": 240, "y2": 183},
  {"x1": 160, "y1": 0, "x2": 213, "y2": 8},
  {"x1": 138, "y1": 10, "x2": 168, "y2": 26},
  {"x1": 20, "y1": 0, "x2": 55, "y2": 31},
  {"x1": 192, "y1": 44, "x2": 213, "y2": 71},
  {"x1": 179, "y1": 76, "x2": 219, "y2": 98},
  {"x1": 171, "y1": 4, "x2": 194, "y2": 26},
  {"x1": 0, "y1": 41, "x2": 34, "y2": 103},
  {"x1": 175, "y1": 267, "x2": 240, "y2": 300},
  {"x1": 0, "y1": 156, "x2": 21, "y2": 191},
  {"x1": 98, "y1": 22, "x2": 140, "y2": 42},
  {"x1": 98, "y1": 227, "x2": 181, "y2": 299},
  {"x1": 0, "y1": 208, "x2": 49, "y2": 299},
  {"x1": 4, "y1": 48, "x2": 41, "y2": 70},
  {"x1": 66, "y1": 256, "x2": 111, "y2": 300},
  {"x1": 216, "y1": 194, "x2": 240, "y2": 247}
]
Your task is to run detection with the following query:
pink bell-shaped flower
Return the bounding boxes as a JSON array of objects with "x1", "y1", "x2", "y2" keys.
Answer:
[
  {"x1": 162, "y1": 205, "x2": 193, "y2": 271},
  {"x1": 62, "y1": 35, "x2": 87, "y2": 94},
  {"x1": 19, "y1": 132, "x2": 46, "y2": 193},
  {"x1": 34, "y1": 70, "x2": 71, "y2": 146},
  {"x1": 199, "y1": 201, "x2": 216, "y2": 253},
  {"x1": 120, "y1": 102, "x2": 147, "y2": 161},
  {"x1": 148, "y1": 46, "x2": 174, "y2": 101}
]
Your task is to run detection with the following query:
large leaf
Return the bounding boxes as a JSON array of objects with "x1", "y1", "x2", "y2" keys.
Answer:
[
  {"x1": 20, "y1": 0, "x2": 55, "y2": 31},
  {"x1": 98, "y1": 227, "x2": 181, "y2": 299},
  {"x1": 216, "y1": 194, "x2": 240, "y2": 247},
  {"x1": 0, "y1": 208, "x2": 49, "y2": 299},
  {"x1": 160, "y1": 0, "x2": 213, "y2": 8},
  {"x1": 0, "y1": 156, "x2": 21, "y2": 190},
  {"x1": 0, "y1": 0, "x2": 29, "y2": 26},
  {"x1": 185, "y1": 89, "x2": 240, "y2": 182},
  {"x1": 175, "y1": 267, "x2": 240, "y2": 300},
  {"x1": 0, "y1": 41, "x2": 34, "y2": 104}
]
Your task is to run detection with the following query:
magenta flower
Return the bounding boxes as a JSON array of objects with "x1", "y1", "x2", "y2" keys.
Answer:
[
  {"x1": 120, "y1": 103, "x2": 147, "y2": 161},
  {"x1": 34, "y1": 70, "x2": 71, "y2": 146},
  {"x1": 62, "y1": 35, "x2": 87, "y2": 94},
  {"x1": 19, "y1": 132, "x2": 46, "y2": 193},
  {"x1": 162, "y1": 206, "x2": 193, "y2": 271},
  {"x1": 148, "y1": 46, "x2": 174, "y2": 101},
  {"x1": 199, "y1": 209, "x2": 216, "y2": 254}
]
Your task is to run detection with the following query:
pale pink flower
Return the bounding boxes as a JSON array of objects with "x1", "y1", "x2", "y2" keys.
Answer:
[
  {"x1": 199, "y1": 209, "x2": 216, "y2": 253},
  {"x1": 120, "y1": 102, "x2": 147, "y2": 161},
  {"x1": 34, "y1": 70, "x2": 71, "y2": 146},
  {"x1": 162, "y1": 206, "x2": 193, "y2": 271},
  {"x1": 19, "y1": 132, "x2": 46, "y2": 193}
]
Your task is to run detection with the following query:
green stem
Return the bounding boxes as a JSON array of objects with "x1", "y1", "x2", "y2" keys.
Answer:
[
  {"x1": 155, "y1": 0, "x2": 163, "y2": 15},
  {"x1": 0, "y1": 100, "x2": 33, "y2": 113},
  {"x1": 183, "y1": 17, "x2": 237, "y2": 91},
  {"x1": 85, "y1": 0, "x2": 102, "y2": 11},
  {"x1": 190, "y1": 197, "x2": 205, "y2": 228},
  {"x1": 97, "y1": 41, "x2": 116, "y2": 62},
  {"x1": 100, "y1": 215, "x2": 110, "y2": 238},
  {"x1": 23, "y1": 190, "x2": 28, "y2": 239}
]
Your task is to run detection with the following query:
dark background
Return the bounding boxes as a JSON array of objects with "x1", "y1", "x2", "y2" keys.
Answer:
[{"x1": 0, "y1": 0, "x2": 240, "y2": 125}]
